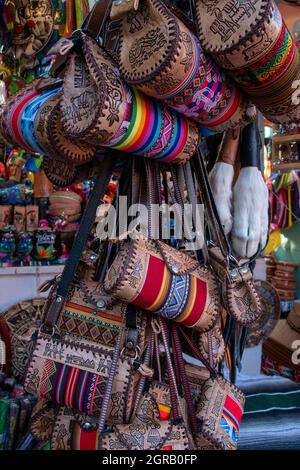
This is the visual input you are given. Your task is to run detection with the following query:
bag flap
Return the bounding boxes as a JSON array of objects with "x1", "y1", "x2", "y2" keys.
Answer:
[
  {"x1": 110, "y1": 0, "x2": 139, "y2": 20},
  {"x1": 226, "y1": 280, "x2": 261, "y2": 326},
  {"x1": 155, "y1": 240, "x2": 199, "y2": 275}
]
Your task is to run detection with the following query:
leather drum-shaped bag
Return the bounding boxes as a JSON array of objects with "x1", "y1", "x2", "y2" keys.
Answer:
[
  {"x1": 104, "y1": 237, "x2": 220, "y2": 332},
  {"x1": 60, "y1": 33, "x2": 200, "y2": 164},
  {"x1": 0, "y1": 80, "x2": 96, "y2": 164},
  {"x1": 113, "y1": 0, "x2": 255, "y2": 132},
  {"x1": 195, "y1": 0, "x2": 300, "y2": 124}
]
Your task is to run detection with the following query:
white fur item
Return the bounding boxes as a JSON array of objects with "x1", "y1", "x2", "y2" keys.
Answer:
[
  {"x1": 232, "y1": 167, "x2": 268, "y2": 258},
  {"x1": 209, "y1": 162, "x2": 234, "y2": 235},
  {"x1": 209, "y1": 164, "x2": 268, "y2": 258}
]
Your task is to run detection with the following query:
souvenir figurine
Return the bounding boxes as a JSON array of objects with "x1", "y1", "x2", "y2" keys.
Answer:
[
  {"x1": 0, "y1": 205, "x2": 13, "y2": 229},
  {"x1": 16, "y1": 231, "x2": 33, "y2": 265},
  {"x1": 13, "y1": 205, "x2": 26, "y2": 232},
  {"x1": 33, "y1": 219, "x2": 57, "y2": 262},
  {"x1": 0, "y1": 227, "x2": 16, "y2": 266}
]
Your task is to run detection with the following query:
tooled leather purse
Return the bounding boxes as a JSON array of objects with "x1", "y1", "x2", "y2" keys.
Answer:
[
  {"x1": 24, "y1": 160, "x2": 156, "y2": 436},
  {"x1": 23, "y1": 159, "x2": 135, "y2": 423},
  {"x1": 96, "y1": 319, "x2": 196, "y2": 450},
  {"x1": 195, "y1": 0, "x2": 300, "y2": 124},
  {"x1": 0, "y1": 1, "x2": 199, "y2": 166},
  {"x1": 178, "y1": 326, "x2": 245, "y2": 450},
  {"x1": 112, "y1": 0, "x2": 255, "y2": 132},
  {"x1": 45, "y1": 0, "x2": 199, "y2": 164},
  {"x1": 103, "y1": 157, "x2": 221, "y2": 332},
  {"x1": 192, "y1": 143, "x2": 261, "y2": 326},
  {"x1": 99, "y1": 318, "x2": 245, "y2": 451}
]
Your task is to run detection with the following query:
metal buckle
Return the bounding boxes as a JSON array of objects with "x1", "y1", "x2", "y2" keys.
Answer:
[
  {"x1": 120, "y1": 344, "x2": 140, "y2": 360},
  {"x1": 38, "y1": 324, "x2": 59, "y2": 337}
]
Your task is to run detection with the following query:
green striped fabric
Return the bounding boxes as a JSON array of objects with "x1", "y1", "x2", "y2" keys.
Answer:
[{"x1": 244, "y1": 389, "x2": 300, "y2": 414}]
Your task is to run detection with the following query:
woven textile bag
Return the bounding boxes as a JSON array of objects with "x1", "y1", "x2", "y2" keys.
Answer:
[
  {"x1": 28, "y1": 162, "x2": 150, "y2": 426},
  {"x1": 113, "y1": 0, "x2": 255, "y2": 132},
  {"x1": 195, "y1": 0, "x2": 300, "y2": 124},
  {"x1": 23, "y1": 332, "x2": 133, "y2": 424},
  {"x1": 0, "y1": 2, "x2": 199, "y2": 165},
  {"x1": 192, "y1": 148, "x2": 261, "y2": 326}
]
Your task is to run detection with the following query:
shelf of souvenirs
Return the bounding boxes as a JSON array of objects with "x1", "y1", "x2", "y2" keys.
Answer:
[
  {"x1": 273, "y1": 133, "x2": 300, "y2": 144},
  {"x1": 271, "y1": 161, "x2": 300, "y2": 171}
]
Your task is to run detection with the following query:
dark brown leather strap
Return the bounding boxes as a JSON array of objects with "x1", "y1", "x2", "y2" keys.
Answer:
[
  {"x1": 192, "y1": 149, "x2": 231, "y2": 259},
  {"x1": 178, "y1": 326, "x2": 217, "y2": 378},
  {"x1": 43, "y1": 154, "x2": 114, "y2": 329},
  {"x1": 81, "y1": 0, "x2": 112, "y2": 40}
]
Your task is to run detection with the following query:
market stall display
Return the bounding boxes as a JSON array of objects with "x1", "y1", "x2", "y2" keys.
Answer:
[{"x1": 0, "y1": 0, "x2": 296, "y2": 453}]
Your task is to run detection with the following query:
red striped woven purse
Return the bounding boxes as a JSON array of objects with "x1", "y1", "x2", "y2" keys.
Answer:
[{"x1": 104, "y1": 237, "x2": 220, "y2": 332}]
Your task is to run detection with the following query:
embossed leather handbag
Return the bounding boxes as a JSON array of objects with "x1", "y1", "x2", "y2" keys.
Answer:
[
  {"x1": 58, "y1": 29, "x2": 199, "y2": 164},
  {"x1": 195, "y1": 0, "x2": 300, "y2": 124},
  {"x1": 24, "y1": 160, "x2": 153, "y2": 427},
  {"x1": 112, "y1": 0, "x2": 255, "y2": 132},
  {"x1": 178, "y1": 327, "x2": 245, "y2": 451},
  {"x1": 104, "y1": 236, "x2": 220, "y2": 332}
]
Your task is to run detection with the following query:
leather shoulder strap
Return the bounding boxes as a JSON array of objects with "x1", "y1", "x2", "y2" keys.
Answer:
[
  {"x1": 43, "y1": 154, "x2": 115, "y2": 329},
  {"x1": 81, "y1": 0, "x2": 113, "y2": 40}
]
